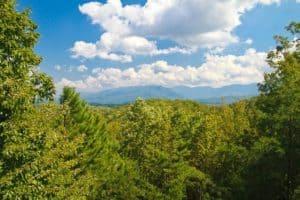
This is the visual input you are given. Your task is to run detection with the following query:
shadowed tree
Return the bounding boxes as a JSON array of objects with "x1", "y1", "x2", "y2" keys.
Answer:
[{"x1": 256, "y1": 22, "x2": 300, "y2": 199}]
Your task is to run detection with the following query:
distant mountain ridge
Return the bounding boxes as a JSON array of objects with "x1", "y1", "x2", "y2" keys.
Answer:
[
  {"x1": 82, "y1": 84, "x2": 259, "y2": 105},
  {"x1": 82, "y1": 85, "x2": 182, "y2": 105},
  {"x1": 172, "y1": 84, "x2": 258, "y2": 99}
]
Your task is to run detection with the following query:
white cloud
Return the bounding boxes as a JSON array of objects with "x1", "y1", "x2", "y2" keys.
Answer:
[
  {"x1": 209, "y1": 47, "x2": 225, "y2": 54},
  {"x1": 245, "y1": 38, "x2": 253, "y2": 45},
  {"x1": 71, "y1": 0, "x2": 280, "y2": 62},
  {"x1": 58, "y1": 48, "x2": 270, "y2": 92},
  {"x1": 77, "y1": 64, "x2": 88, "y2": 72},
  {"x1": 54, "y1": 65, "x2": 62, "y2": 71},
  {"x1": 71, "y1": 33, "x2": 194, "y2": 63},
  {"x1": 71, "y1": 41, "x2": 133, "y2": 63},
  {"x1": 54, "y1": 64, "x2": 90, "y2": 73}
]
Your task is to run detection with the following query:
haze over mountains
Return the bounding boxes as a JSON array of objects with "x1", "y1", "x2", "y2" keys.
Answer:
[{"x1": 82, "y1": 84, "x2": 258, "y2": 105}]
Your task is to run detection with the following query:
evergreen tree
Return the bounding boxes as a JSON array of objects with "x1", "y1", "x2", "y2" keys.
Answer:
[
  {"x1": 60, "y1": 87, "x2": 142, "y2": 199},
  {"x1": 1, "y1": 1, "x2": 299, "y2": 198}
]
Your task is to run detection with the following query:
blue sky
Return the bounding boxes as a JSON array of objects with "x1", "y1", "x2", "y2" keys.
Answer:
[{"x1": 18, "y1": 0, "x2": 300, "y2": 92}]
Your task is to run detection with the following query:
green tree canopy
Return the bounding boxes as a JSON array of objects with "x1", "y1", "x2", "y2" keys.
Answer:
[
  {"x1": 0, "y1": 0, "x2": 54, "y2": 121},
  {"x1": 256, "y1": 22, "x2": 300, "y2": 199}
]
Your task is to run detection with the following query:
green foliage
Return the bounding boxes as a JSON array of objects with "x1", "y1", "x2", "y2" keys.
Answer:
[
  {"x1": 0, "y1": 2, "x2": 299, "y2": 199},
  {"x1": 245, "y1": 137, "x2": 285, "y2": 199},
  {"x1": 0, "y1": 0, "x2": 54, "y2": 121},
  {"x1": 60, "y1": 87, "x2": 143, "y2": 200},
  {"x1": 0, "y1": 104, "x2": 90, "y2": 199},
  {"x1": 257, "y1": 21, "x2": 300, "y2": 199},
  {"x1": 115, "y1": 99, "x2": 220, "y2": 199}
]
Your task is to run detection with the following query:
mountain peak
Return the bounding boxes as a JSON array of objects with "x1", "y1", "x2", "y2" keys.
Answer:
[{"x1": 82, "y1": 84, "x2": 259, "y2": 105}]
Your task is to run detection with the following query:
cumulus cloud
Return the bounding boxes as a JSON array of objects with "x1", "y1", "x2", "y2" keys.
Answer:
[
  {"x1": 245, "y1": 38, "x2": 253, "y2": 45},
  {"x1": 71, "y1": 33, "x2": 194, "y2": 63},
  {"x1": 53, "y1": 64, "x2": 90, "y2": 73},
  {"x1": 209, "y1": 47, "x2": 225, "y2": 54},
  {"x1": 54, "y1": 65, "x2": 62, "y2": 71},
  {"x1": 58, "y1": 48, "x2": 270, "y2": 92},
  {"x1": 71, "y1": 41, "x2": 133, "y2": 63},
  {"x1": 71, "y1": 0, "x2": 280, "y2": 62},
  {"x1": 77, "y1": 64, "x2": 88, "y2": 72}
]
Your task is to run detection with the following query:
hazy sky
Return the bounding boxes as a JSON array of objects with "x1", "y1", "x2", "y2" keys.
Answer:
[{"x1": 18, "y1": 0, "x2": 300, "y2": 92}]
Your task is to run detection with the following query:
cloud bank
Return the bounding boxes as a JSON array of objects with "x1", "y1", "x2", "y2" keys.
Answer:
[
  {"x1": 59, "y1": 48, "x2": 269, "y2": 92},
  {"x1": 71, "y1": 0, "x2": 281, "y2": 62}
]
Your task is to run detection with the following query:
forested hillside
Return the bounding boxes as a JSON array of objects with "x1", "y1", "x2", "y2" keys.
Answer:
[
  {"x1": 81, "y1": 84, "x2": 258, "y2": 105},
  {"x1": 0, "y1": 1, "x2": 299, "y2": 199}
]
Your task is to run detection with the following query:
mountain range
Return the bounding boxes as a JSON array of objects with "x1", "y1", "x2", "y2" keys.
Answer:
[{"x1": 81, "y1": 84, "x2": 259, "y2": 105}]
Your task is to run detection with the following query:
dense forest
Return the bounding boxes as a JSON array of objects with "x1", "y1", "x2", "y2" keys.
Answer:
[{"x1": 0, "y1": 1, "x2": 299, "y2": 199}]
